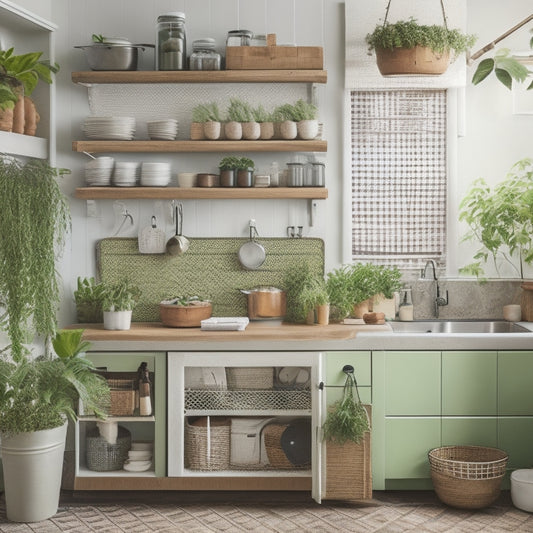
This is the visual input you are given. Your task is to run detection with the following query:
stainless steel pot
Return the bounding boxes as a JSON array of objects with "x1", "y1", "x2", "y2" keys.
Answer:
[
  {"x1": 75, "y1": 43, "x2": 154, "y2": 71},
  {"x1": 240, "y1": 287, "x2": 286, "y2": 320}
]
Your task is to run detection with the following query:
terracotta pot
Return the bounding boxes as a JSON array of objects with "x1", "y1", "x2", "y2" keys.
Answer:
[
  {"x1": 376, "y1": 46, "x2": 450, "y2": 76},
  {"x1": 316, "y1": 304, "x2": 330, "y2": 325},
  {"x1": 0, "y1": 107, "x2": 13, "y2": 132},
  {"x1": 23, "y1": 96, "x2": 40, "y2": 136},
  {"x1": 352, "y1": 299, "x2": 371, "y2": 319},
  {"x1": 11, "y1": 93, "x2": 25, "y2": 134},
  {"x1": 203, "y1": 121, "x2": 221, "y2": 140},
  {"x1": 190, "y1": 122, "x2": 205, "y2": 140},
  {"x1": 160, "y1": 302, "x2": 212, "y2": 327}
]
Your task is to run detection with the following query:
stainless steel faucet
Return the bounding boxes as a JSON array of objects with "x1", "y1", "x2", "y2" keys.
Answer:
[{"x1": 421, "y1": 260, "x2": 449, "y2": 318}]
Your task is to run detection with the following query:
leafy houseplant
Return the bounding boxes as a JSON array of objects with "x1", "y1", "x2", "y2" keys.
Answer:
[
  {"x1": 74, "y1": 276, "x2": 106, "y2": 323},
  {"x1": 218, "y1": 156, "x2": 240, "y2": 187},
  {"x1": 235, "y1": 157, "x2": 255, "y2": 187},
  {"x1": 0, "y1": 328, "x2": 109, "y2": 522},
  {"x1": 0, "y1": 157, "x2": 70, "y2": 362},
  {"x1": 366, "y1": 18, "x2": 476, "y2": 76},
  {"x1": 459, "y1": 158, "x2": 533, "y2": 280},
  {"x1": 0, "y1": 47, "x2": 59, "y2": 134},
  {"x1": 102, "y1": 279, "x2": 141, "y2": 330}
]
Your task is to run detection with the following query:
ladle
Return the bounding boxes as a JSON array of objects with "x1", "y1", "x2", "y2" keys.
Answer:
[{"x1": 166, "y1": 203, "x2": 190, "y2": 256}]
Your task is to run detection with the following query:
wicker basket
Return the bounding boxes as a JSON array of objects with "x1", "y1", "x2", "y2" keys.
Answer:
[
  {"x1": 107, "y1": 377, "x2": 136, "y2": 416},
  {"x1": 263, "y1": 420, "x2": 311, "y2": 469},
  {"x1": 226, "y1": 367, "x2": 274, "y2": 390},
  {"x1": 184, "y1": 417, "x2": 230, "y2": 471},
  {"x1": 428, "y1": 446, "x2": 508, "y2": 509},
  {"x1": 86, "y1": 426, "x2": 131, "y2": 471}
]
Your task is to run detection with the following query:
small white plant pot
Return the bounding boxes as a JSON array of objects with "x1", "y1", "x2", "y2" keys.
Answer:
[
  {"x1": 224, "y1": 121, "x2": 242, "y2": 140},
  {"x1": 297, "y1": 119, "x2": 319, "y2": 140},
  {"x1": 203, "y1": 121, "x2": 221, "y2": 140},
  {"x1": 104, "y1": 310, "x2": 132, "y2": 330},
  {"x1": 259, "y1": 122, "x2": 274, "y2": 140},
  {"x1": 280, "y1": 120, "x2": 297, "y2": 140},
  {"x1": 242, "y1": 121, "x2": 260, "y2": 140}
]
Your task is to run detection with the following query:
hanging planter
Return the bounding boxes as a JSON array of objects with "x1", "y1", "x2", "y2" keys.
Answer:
[{"x1": 365, "y1": 1, "x2": 476, "y2": 77}]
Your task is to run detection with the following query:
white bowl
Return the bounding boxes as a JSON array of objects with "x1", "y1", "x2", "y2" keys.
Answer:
[
  {"x1": 131, "y1": 441, "x2": 154, "y2": 451},
  {"x1": 128, "y1": 450, "x2": 152, "y2": 460},
  {"x1": 177, "y1": 172, "x2": 197, "y2": 187},
  {"x1": 123, "y1": 460, "x2": 152, "y2": 472},
  {"x1": 511, "y1": 469, "x2": 533, "y2": 512}
]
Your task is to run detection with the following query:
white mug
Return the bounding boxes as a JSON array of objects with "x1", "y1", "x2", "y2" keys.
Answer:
[{"x1": 503, "y1": 304, "x2": 522, "y2": 322}]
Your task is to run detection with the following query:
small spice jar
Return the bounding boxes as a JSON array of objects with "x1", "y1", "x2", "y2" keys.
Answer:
[
  {"x1": 226, "y1": 30, "x2": 253, "y2": 47},
  {"x1": 189, "y1": 38, "x2": 221, "y2": 70}
]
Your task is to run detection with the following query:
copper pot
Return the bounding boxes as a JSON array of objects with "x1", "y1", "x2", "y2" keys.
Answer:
[{"x1": 240, "y1": 287, "x2": 286, "y2": 320}]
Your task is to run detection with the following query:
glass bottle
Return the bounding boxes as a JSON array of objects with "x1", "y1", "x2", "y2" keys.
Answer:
[{"x1": 157, "y1": 12, "x2": 187, "y2": 71}]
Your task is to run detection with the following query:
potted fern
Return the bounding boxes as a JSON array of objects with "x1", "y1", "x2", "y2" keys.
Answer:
[
  {"x1": 102, "y1": 278, "x2": 141, "y2": 330},
  {"x1": 366, "y1": 18, "x2": 476, "y2": 76},
  {"x1": 0, "y1": 329, "x2": 110, "y2": 522}
]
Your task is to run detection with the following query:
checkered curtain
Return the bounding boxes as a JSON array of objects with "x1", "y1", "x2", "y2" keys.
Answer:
[{"x1": 350, "y1": 90, "x2": 447, "y2": 270}]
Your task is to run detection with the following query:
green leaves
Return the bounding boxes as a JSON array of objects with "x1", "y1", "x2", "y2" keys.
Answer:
[
  {"x1": 472, "y1": 58, "x2": 495, "y2": 85},
  {"x1": 472, "y1": 48, "x2": 532, "y2": 90},
  {"x1": 52, "y1": 329, "x2": 91, "y2": 360}
]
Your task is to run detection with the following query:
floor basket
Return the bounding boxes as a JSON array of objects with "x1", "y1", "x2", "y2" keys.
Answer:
[
  {"x1": 428, "y1": 446, "x2": 508, "y2": 509},
  {"x1": 226, "y1": 367, "x2": 274, "y2": 390},
  {"x1": 184, "y1": 417, "x2": 230, "y2": 471},
  {"x1": 86, "y1": 426, "x2": 131, "y2": 471}
]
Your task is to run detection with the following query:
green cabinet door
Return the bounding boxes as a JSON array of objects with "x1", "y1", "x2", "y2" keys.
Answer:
[
  {"x1": 384, "y1": 351, "x2": 441, "y2": 415},
  {"x1": 326, "y1": 351, "x2": 371, "y2": 405},
  {"x1": 442, "y1": 417, "x2": 498, "y2": 447},
  {"x1": 385, "y1": 417, "x2": 441, "y2": 479},
  {"x1": 498, "y1": 417, "x2": 533, "y2": 469},
  {"x1": 442, "y1": 351, "x2": 497, "y2": 416},
  {"x1": 498, "y1": 351, "x2": 533, "y2": 415}
]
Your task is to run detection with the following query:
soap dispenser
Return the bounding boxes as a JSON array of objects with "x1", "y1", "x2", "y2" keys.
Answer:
[{"x1": 399, "y1": 288, "x2": 414, "y2": 321}]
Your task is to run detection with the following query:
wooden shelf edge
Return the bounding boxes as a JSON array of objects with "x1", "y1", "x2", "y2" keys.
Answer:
[
  {"x1": 74, "y1": 187, "x2": 328, "y2": 200},
  {"x1": 72, "y1": 70, "x2": 327, "y2": 85},
  {"x1": 72, "y1": 140, "x2": 327, "y2": 153}
]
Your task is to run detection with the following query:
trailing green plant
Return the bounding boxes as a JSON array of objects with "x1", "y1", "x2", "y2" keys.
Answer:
[
  {"x1": 0, "y1": 329, "x2": 110, "y2": 435},
  {"x1": 234, "y1": 157, "x2": 255, "y2": 171},
  {"x1": 252, "y1": 104, "x2": 272, "y2": 123},
  {"x1": 365, "y1": 18, "x2": 476, "y2": 57},
  {"x1": 191, "y1": 102, "x2": 221, "y2": 123},
  {"x1": 74, "y1": 276, "x2": 106, "y2": 323},
  {"x1": 102, "y1": 279, "x2": 141, "y2": 312},
  {"x1": 0, "y1": 157, "x2": 70, "y2": 362},
  {"x1": 323, "y1": 371, "x2": 370, "y2": 445},
  {"x1": 218, "y1": 156, "x2": 241, "y2": 170},
  {"x1": 459, "y1": 158, "x2": 533, "y2": 279},
  {"x1": 292, "y1": 99, "x2": 318, "y2": 121},
  {"x1": 226, "y1": 98, "x2": 253, "y2": 122}
]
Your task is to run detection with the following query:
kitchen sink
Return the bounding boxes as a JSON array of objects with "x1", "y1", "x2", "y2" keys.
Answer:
[{"x1": 390, "y1": 320, "x2": 531, "y2": 334}]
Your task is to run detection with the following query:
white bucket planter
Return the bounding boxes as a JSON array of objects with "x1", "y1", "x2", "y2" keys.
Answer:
[
  {"x1": 103, "y1": 310, "x2": 132, "y2": 330},
  {"x1": 280, "y1": 120, "x2": 297, "y2": 140},
  {"x1": 1, "y1": 422, "x2": 67, "y2": 522},
  {"x1": 297, "y1": 119, "x2": 319, "y2": 140},
  {"x1": 203, "y1": 121, "x2": 221, "y2": 140},
  {"x1": 241, "y1": 121, "x2": 260, "y2": 140},
  {"x1": 224, "y1": 121, "x2": 242, "y2": 140}
]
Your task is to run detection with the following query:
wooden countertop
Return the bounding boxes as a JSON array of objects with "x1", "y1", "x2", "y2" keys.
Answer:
[{"x1": 76, "y1": 321, "x2": 391, "y2": 343}]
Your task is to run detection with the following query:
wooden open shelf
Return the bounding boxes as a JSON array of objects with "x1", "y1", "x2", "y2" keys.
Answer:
[
  {"x1": 73, "y1": 140, "x2": 327, "y2": 154},
  {"x1": 72, "y1": 70, "x2": 327, "y2": 85},
  {"x1": 74, "y1": 187, "x2": 328, "y2": 200}
]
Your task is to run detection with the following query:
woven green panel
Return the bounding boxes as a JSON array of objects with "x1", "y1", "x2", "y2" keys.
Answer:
[{"x1": 97, "y1": 237, "x2": 324, "y2": 321}]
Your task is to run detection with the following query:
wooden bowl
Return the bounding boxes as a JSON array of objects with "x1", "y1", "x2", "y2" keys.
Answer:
[{"x1": 160, "y1": 302, "x2": 212, "y2": 328}]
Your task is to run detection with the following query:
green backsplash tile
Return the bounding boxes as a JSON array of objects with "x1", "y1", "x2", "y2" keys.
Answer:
[{"x1": 97, "y1": 237, "x2": 324, "y2": 321}]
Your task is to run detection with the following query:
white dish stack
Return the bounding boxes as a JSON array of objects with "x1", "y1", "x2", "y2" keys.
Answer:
[
  {"x1": 85, "y1": 157, "x2": 114, "y2": 186},
  {"x1": 83, "y1": 116, "x2": 136, "y2": 140},
  {"x1": 140, "y1": 162, "x2": 171, "y2": 186},
  {"x1": 113, "y1": 161, "x2": 140, "y2": 187},
  {"x1": 123, "y1": 441, "x2": 154, "y2": 472},
  {"x1": 147, "y1": 119, "x2": 178, "y2": 140}
]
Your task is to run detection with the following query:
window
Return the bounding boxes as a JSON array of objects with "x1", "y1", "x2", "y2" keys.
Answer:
[{"x1": 350, "y1": 89, "x2": 447, "y2": 270}]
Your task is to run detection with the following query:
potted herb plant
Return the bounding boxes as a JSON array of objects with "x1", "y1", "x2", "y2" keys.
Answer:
[
  {"x1": 239, "y1": 100, "x2": 260, "y2": 140},
  {"x1": 365, "y1": 18, "x2": 476, "y2": 76},
  {"x1": 218, "y1": 155, "x2": 240, "y2": 187},
  {"x1": 0, "y1": 328, "x2": 110, "y2": 522},
  {"x1": 102, "y1": 278, "x2": 141, "y2": 330},
  {"x1": 235, "y1": 156, "x2": 255, "y2": 187},
  {"x1": 253, "y1": 104, "x2": 274, "y2": 140},
  {"x1": 159, "y1": 295, "x2": 212, "y2": 327},
  {"x1": 225, "y1": 98, "x2": 249, "y2": 140},
  {"x1": 273, "y1": 103, "x2": 298, "y2": 140},
  {"x1": 292, "y1": 99, "x2": 319, "y2": 140},
  {"x1": 190, "y1": 102, "x2": 222, "y2": 140},
  {"x1": 300, "y1": 276, "x2": 330, "y2": 325},
  {"x1": 0, "y1": 47, "x2": 59, "y2": 134},
  {"x1": 74, "y1": 276, "x2": 106, "y2": 323}
]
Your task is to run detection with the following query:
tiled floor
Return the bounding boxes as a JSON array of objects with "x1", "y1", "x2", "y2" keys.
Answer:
[{"x1": 0, "y1": 491, "x2": 532, "y2": 532}]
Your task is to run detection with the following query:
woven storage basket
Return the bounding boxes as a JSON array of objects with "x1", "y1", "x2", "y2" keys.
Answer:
[
  {"x1": 428, "y1": 446, "x2": 508, "y2": 509},
  {"x1": 184, "y1": 417, "x2": 230, "y2": 471},
  {"x1": 324, "y1": 405, "x2": 372, "y2": 500},
  {"x1": 107, "y1": 377, "x2": 136, "y2": 416},
  {"x1": 86, "y1": 426, "x2": 131, "y2": 471},
  {"x1": 263, "y1": 421, "x2": 311, "y2": 469},
  {"x1": 226, "y1": 367, "x2": 274, "y2": 390}
]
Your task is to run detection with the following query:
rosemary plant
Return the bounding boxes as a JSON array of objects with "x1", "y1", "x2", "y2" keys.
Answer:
[{"x1": 0, "y1": 157, "x2": 70, "y2": 361}]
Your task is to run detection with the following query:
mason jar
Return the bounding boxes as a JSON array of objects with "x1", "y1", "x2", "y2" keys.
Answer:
[
  {"x1": 157, "y1": 12, "x2": 187, "y2": 70},
  {"x1": 189, "y1": 39, "x2": 221, "y2": 70},
  {"x1": 226, "y1": 30, "x2": 253, "y2": 47}
]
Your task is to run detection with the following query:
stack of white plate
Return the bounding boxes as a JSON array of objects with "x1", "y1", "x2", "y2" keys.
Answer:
[
  {"x1": 83, "y1": 116, "x2": 136, "y2": 140},
  {"x1": 85, "y1": 157, "x2": 114, "y2": 186},
  {"x1": 147, "y1": 119, "x2": 178, "y2": 140},
  {"x1": 123, "y1": 441, "x2": 153, "y2": 472},
  {"x1": 140, "y1": 162, "x2": 171, "y2": 186},
  {"x1": 113, "y1": 161, "x2": 140, "y2": 187}
]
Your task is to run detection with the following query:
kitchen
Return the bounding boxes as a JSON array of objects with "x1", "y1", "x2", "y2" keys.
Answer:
[{"x1": 1, "y1": 0, "x2": 533, "y2": 528}]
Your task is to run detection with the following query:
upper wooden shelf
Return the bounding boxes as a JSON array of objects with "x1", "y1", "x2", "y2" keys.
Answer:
[
  {"x1": 73, "y1": 140, "x2": 327, "y2": 153},
  {"x1": 72, "y1": 70, "x2": 327, "y2": 85},
  {"x1": 74, "y1": 187, "x2": 328, "y2": 200}
]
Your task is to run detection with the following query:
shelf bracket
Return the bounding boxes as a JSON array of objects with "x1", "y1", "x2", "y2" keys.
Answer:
[{"x1": 308, "y1": 199, "x2": 318, "y2": 227}]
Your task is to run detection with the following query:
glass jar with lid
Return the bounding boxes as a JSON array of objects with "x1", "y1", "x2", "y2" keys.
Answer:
[
  {"x1": 157, "y1": 12, "x2": 187, "y2": 70},
  {"x1": 226, "y1": 30, "x2": 253, "y2": 47},
  {"x1": 189, "y1": 38, "x2": 221, "y2": 71}
]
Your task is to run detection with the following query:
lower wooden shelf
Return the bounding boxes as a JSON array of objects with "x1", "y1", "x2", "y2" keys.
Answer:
[{"x1": 74, "y1": 187, "x2": 328, "y2": 200}]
